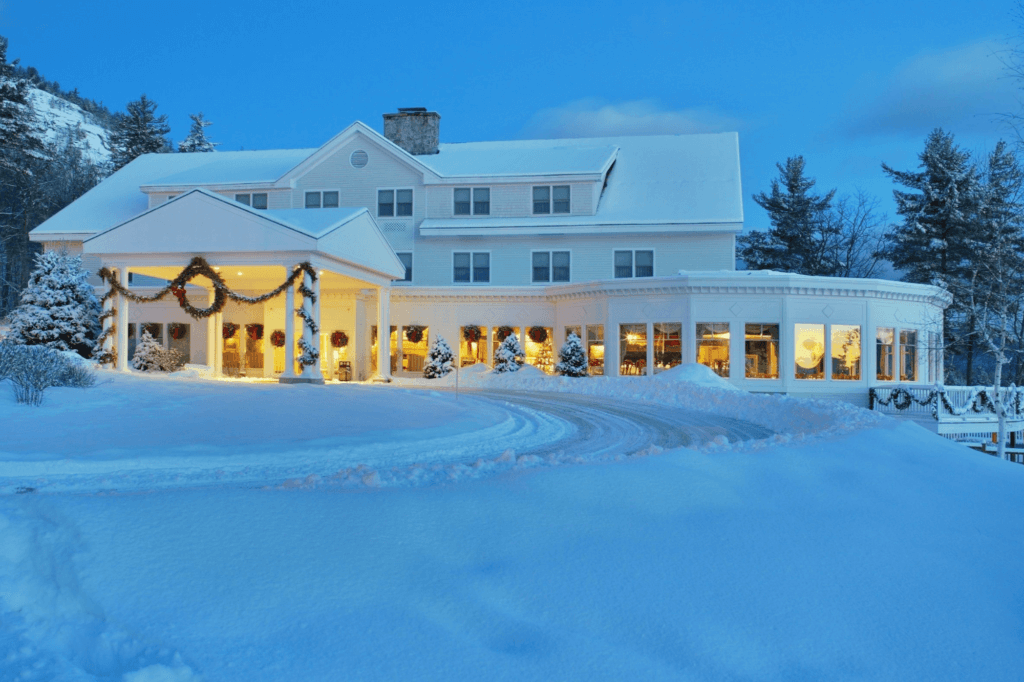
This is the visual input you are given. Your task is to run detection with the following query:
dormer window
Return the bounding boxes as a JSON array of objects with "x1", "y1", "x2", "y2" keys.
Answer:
[
  {"x1": 454, "y1": 188, "x2": 490, "y2": 215},
  {"x1": 533, "y1": 185, "x2": 570, "y2": 214},
  {"x1": 236, "y1": 193, "x2": 268, "y2": 209},
  {"x1": 379, "y1": 189, "x2": 412, "y2": 217}
]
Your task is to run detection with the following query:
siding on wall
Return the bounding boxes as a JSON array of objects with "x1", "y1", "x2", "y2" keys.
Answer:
[
  {"x1": 408, "y1": 232, "x2": 735, "y2": 287},
  {"x1": 425, "y1": 182, "x2": 599, "y2": 219}
]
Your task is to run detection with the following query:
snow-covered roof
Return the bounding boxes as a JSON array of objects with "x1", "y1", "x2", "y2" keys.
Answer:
[
  {"x1": 422, "y1": 133, "x2": 743, "y2": 228},
  {"x1": 30, "y1": 149, "x2": 312, "y2": 239},
  {"x1": 421, "y1": 142, "x2": 617, "y2": 178}
]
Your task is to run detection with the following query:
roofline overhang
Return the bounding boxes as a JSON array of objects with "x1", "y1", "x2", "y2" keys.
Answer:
[
  {"x1": 419, "y1": 221, "x2": 744, "y2": 237},
  {"x1": 140, "y1": 182, "x2": 283, "y2": 193},
  {"x1": 29, "y1": 232, "x2": 94, "y2": 243}
]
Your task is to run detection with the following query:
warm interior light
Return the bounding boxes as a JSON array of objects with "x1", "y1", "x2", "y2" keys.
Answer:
[
  {"x1": 213, "y1": 266, "x2": 220, "y2": 271},
  {"x1": 237, "y1": 272, "x2": 243, "y2": 276}
]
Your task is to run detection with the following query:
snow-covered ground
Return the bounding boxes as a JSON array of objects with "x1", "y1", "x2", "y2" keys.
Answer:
[{"x1": 1, "y1": 365, "x2": 1023, "y2": 681}]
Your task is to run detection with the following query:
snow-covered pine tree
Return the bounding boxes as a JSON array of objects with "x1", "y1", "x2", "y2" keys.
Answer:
[
  {"x1": 493, "y1": 333, "x2": 525, "y2": 373},
  {"x1": 5, "y1": 250, "x2": 100, "y2": 357},
  {"x1": 0, "y1": 36, "x2": 44, "y2": 175},
  {"x1": 109, "y1": 94, "x2": 171, "y2": 170},
  {"x1": 131, "y1": 329, "x2": 165, "y2": 372},
  {"x1": 555, "y1": 332, "x2": 588, "y2": 377},
  {"x1": 880, "y1": 129, "x2": 982, "y2": 288},
  {"x1": 423, "y1": 335, "x2": 454, "y2": 378},
  {"x1": 177, "y1": 112, "x2": 218, "y2": 153},
  {"x1": 738, "y1": 156, "x2": 837, "y2": 275}
]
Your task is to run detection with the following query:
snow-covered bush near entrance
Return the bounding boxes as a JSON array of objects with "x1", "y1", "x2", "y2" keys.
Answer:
[
  {"x1": 423, "y1": 335, "x2": 454, "y2": 378},
  {"x1": 493, "y1": 334, "x2": 525, "y2": 373},
  {"x1": 0, "y1": 341, "x2": 95, "y2": 405},
  {"x1": 132, "y1": 330, "x2": 184, "y2": 372},
  {"x1": 555, "y1": 332, "x2": 588, "y2": 377},
  {"x1": 5, "y1": 250, "x2": 101, "y2": 357}
]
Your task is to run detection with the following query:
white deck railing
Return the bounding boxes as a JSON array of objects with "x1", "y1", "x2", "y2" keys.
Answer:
[{"x1": 870, "y1": 385, "x2": 1024, "y2": 441}]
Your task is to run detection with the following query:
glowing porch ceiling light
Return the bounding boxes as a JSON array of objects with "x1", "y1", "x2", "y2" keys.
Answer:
[{"x1": 237, "y1": 271, "x2": 243, "y2": 276}]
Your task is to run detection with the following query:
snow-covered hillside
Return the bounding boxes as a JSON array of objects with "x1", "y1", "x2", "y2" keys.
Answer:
[{"x1": 26, "y1": 87, "x2": 111, "y2": 165}]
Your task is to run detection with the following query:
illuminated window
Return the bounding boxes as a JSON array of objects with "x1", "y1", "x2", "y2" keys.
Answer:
[
  {"x1": 619, "y1": 324, "x2": 647, "y2": 375},
  {"x1": 831, "y1": 325, "x2": 861, "y2": 380},
  {"x1": 876, "y1": 327, "x2": 895, "y2": 381},
  {"x1": 654, "y1": 323, "x2": 682, "y2": 372},
  {"x1": 587, "y1": 325, "x2": 604, "y2": 375},
  {"x1": 745, "y1": 323, "x2": 779, "y2": 379},
  {"x1": 900, "y1": 330, "x2": 917, "y2": 381},
  {"x1": 696, "y1": 322, "x2": 729, "y2": 377},
  {"x1": 794, "y1": 323, "x2": 825, "y2": 380}
]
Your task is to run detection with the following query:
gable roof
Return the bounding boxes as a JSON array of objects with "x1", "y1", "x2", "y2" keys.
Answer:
[{"x1": 84, "y1": 189, "x2": 405, "y2": 280}]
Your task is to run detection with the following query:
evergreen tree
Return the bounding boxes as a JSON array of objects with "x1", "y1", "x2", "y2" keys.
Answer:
[
  {"x1": 131, "y1": 329, "x2": 165, "y2": 372},
  {"x1": 493, "y1": 333, "x2": 525, "y2": 373},
  {"x1": 555, "y1": 332, "x2": 588, "y2": 377},
  {"x1": 738, "y1": 156, "x2": 837, "y2": 274},
  {"x1": 5, "y1": 250, "x2": 100, "y2": 357},
  {"x1": 109, "y1": 94, "x2": 170, "y2": 170},
  {"x1": 177, "y1": 112, "x2": 218, "y2": 153},
  {"x1": 423, "y1": 335, "x2": 454, "y2": 378},
  {"x1": 879, "y1": 128, "x2": 982, "y2": 288},
  {"x1": 0, "y1": 36, "x2": 44, "y2": 174}
]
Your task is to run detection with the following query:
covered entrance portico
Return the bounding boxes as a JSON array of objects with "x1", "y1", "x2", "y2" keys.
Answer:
[{"x1": 83, "y1": 189, "x2": 405, "y2": 382}]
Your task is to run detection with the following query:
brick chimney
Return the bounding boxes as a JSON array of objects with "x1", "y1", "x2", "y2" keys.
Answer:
[{"x1": 383, "y1": 108, "x2": 440, "y2": 155}]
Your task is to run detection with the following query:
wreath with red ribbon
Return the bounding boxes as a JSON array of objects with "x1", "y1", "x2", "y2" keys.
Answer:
[
  {"x1": 270, "y1": 330, "x2": 286, "y2": 347},
  {"x1": 170, "y1": 286, "x2": 187, "y2": 307},
  {"x1": 463, "y1": 326, "x2": 482, "y2": 343},
  {"x1": 405, "y1": 326, "x2": 425, "y2": 344},
  {"x1": 246, "y1": 323, "x2": 264, "y2": 342},
  {"x1": 496, "y1": 326, "x2": 515, "y2": 342},
  {"x1": 169, "y1": 323, "x2": 188, "y2": 340},
  {"x1": 331, "y1": 330, "x2": 349, "y2": 348},
  {"x1": 528, "y1": 326, "x2": 548, "y2": 344},
  {"x1": 143, "y1": 323, "x2": 161, "y2": 338},
  {"x1": 222, "y1": 322, "x2": 239, "y2": 340}
]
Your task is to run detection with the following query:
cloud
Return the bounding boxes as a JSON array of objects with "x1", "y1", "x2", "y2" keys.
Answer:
[
  {"x1": 841, "y1": 39, "x2": 1018, "y2": 138},
  {"x1": 519, "y1": 98, "x2": 742, "y2": 139}
]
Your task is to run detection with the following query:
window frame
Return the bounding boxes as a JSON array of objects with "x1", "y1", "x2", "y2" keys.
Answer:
[
  {"x1": 453, "y1": 187, "x2": 491, "y2": 216},
  {"x1": 396, "y1": 252, "x2": 413, "y2": 283},
  {"x1": 378, "y1": 187, "x2": 414, "y2": 218},
  {"x1": 303, "y1": 189, "x2": 340, "y2": 210},
  {"x1": 452, "y1": 251, "x2": 492, "y2": 284},
  {"x1": 612, "y1": 249, "x2": 655, "y2": 279},
  {"x1": 532, "y1": 185, "x2": 571, "y2": 214},
  {"x1": 530, "y1": 249, "x2": 572, "y2": 284}
]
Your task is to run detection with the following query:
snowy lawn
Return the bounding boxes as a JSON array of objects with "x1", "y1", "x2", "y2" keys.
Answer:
[{"x1": 1, "y1": 366, "x2": 1023, "y2": 680}]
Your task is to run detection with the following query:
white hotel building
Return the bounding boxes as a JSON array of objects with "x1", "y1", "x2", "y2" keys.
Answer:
[{"x1": 30, "y1": 109, "x2": 948, "y2": 404}]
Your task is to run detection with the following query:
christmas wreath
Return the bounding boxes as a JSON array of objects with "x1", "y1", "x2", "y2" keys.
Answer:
[
  {"x1": 405, "y1": 325, "x2": 425, "y2": 344},
  {"x1": 246, "y1": 323, "x2": 264, "y2": 342},
  {"x1": 142, "y1": 323, "x2": 161, "y2": 338},
  {"x1": 270, "y1": 330, "x2": 286, "y2": 347},
  {"x1": 463, "y1": 326, "x2": 482, "y2": 343},
  {"x1": 169, "y1": 323, "x2": 188, "y2": 340},
  {"x1": 223, "y1": 322, "x2": 239, "y2": 339},
  {"x1": 528, "y1": 326, "x2": 548, "y2": 344},
  {"x1": 331, "y1": 330, "x2": 349, "y2": 348},
  {"x1": 496, "y1": 326, "x2": 515, "y2": 342}
]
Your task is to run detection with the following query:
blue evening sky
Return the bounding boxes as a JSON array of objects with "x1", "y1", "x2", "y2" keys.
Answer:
[{"x1": 1, "y1": 0, "x2": 1018, "y2": 228}]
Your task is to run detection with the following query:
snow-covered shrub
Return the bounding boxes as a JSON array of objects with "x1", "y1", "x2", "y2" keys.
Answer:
[
  {"x1": 131, "y1": 330, "x2": 184, "y2": 372},
  {"x1": 5, "y1": 250, "x2": 101, "y2": 358},
  {"x1": 423, "y1": 336, "x2": 454, "y2": 378},
  {"x1": 555, "y1": 332, "x2": 588, "y2": 377},
  {"x1": 494, "y1": 334, "x2": 525, "y2": 374},
  {"x1": 0, "y1": 342, "x2": 95, "y2": 406}
]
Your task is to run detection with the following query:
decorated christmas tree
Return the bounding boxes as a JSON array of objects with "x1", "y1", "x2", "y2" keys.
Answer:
[
  {"x1": 423, "y1": 335, "x2": 454, "y2": 378},
  {"x1": 5, "y1": 250, "x2": 101, "y2": 357},
  {"x1": 131, "y1": 330, "x2": 165, "y2": 371},
  {"x1": 494, "y1": 334, "x2": 525, "y2": 373},
  {"x1": 556, "y1": 332, "x2": 588, "y2": 377}
]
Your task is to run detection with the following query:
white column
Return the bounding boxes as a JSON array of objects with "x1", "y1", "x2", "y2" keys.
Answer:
[
  {"x1": 206, "y1": 288, "x2": 216, "y2": 370},
  {"x1": 101, "y1": 275, "x2": 114, "y2": 367},
  {"x1": 282, "y1": 276, "x2": 297, "y2": 378},
  {"x1": 314, "y1": 273, "x2": 322, "y2": 378},
  {"x1": 377, "y1": 285, "x2": 392, "y2": 379},
  {"x1": 606, "y1": 311, "x2": 620, "y2": 377},
  {"x1": 214, "y1": 309, "x2": 224, "y2": 376},
  {"x1": 115, "y1": 267, "x2": 129, "y2": 371},
  {"x1": 299, "y1": 268, "x2": 317, "y2": 378},
  {"x1": 299, "y1": 269, "x2": 320, "y2": 380},
  {"x1": 646, "y1": 321, "x2": 655, "y2": 376}
]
